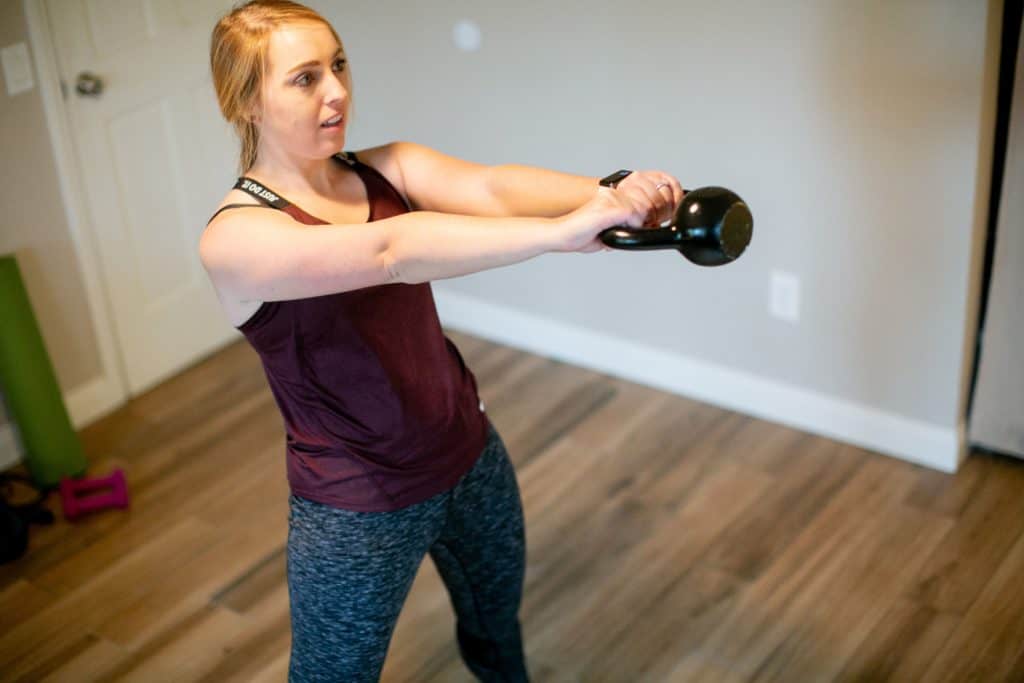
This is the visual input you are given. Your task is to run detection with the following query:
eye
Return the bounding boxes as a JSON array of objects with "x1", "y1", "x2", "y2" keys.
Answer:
[
  {"x1": 294, "y1": 72, "x2": 313, "y2": 87},
  {"x1": 332, "y1": 58, "x2": 347, "y2": 72}
]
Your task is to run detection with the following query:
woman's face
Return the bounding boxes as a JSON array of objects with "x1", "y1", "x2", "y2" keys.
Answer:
[{"x1": 254, "y1": 21, "x2": 351, "y2": 161}]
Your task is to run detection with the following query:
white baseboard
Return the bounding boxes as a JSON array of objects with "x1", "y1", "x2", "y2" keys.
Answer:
[
  {"x1": 65, "y1": 373, "x2": 125, "y2": 429},
  {"x1": 433, "y1": 289, "x2": 961, "y2": 473}
]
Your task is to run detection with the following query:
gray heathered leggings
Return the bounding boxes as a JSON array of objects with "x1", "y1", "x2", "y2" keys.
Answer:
[{"x1": 286, "y1": 420, "x2": 530, "y2": 682}]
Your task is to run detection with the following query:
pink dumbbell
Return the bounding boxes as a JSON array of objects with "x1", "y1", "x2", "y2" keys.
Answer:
[{"x1": 59, "y1": 468, "x2": 130, "y2": 520}]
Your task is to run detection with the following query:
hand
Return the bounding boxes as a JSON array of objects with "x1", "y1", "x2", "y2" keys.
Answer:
[
  {"x1": 611, "y1": 170, "x2": 685, "y2": 227},
  {"x1": 555, "y1": 185, "x2": 647, "y2": 254}
]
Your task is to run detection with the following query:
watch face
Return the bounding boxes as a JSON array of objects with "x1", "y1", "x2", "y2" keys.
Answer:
[{"x1": 600, "y1": 169, "x2": 632, "y2": 187}]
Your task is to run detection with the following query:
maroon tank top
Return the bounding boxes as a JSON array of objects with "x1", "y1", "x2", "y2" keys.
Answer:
[{"x1": 209, "y1": 151, "x2": 489, "y2": 511}]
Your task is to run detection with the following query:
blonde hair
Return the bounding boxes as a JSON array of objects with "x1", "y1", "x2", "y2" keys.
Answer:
[{"x1": 210, "y1": 0, "x2": 345, "y2": 173}]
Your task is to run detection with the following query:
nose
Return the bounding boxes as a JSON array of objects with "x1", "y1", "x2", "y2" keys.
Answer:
[{"x1": 324, "y1": 72, "x2": 349, "y2": 107}]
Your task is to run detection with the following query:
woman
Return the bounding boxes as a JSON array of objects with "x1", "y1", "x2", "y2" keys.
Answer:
[{"x1": 202, "y1": 2, "x2": 683, "y2": 681}]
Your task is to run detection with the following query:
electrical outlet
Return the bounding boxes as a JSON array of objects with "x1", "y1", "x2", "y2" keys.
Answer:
[
  {"x1": 770, "y1": 270, "x2": 800, "y2": 323},
  {"x1": 1, "y1": 42, "x2": 34, "y2": 96}
]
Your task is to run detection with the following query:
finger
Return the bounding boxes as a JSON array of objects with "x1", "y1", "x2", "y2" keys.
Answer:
[
  {"x1": 620, "y1": 172, "x2": 674, "y2": 226},
  {"x1": 640, "y1": 173, "x2": 676, "y2": 225},
  {"x1": 629, "y1": 181, "x2": 663, "y2": 227},
  {"x1": 669, "y1": 177, "x2": 685, "y2": 213},
  {"x1": 653, "y1": 181, "x2": 675, "y2": 224},
  {"x1": 611, "y1": 188, "x2": 648, "y2": 228}
]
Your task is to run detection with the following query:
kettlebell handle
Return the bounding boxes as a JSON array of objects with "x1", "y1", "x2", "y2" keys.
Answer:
[{"x1": 599, "y1": 186, "x2": 753, "y2": 267}]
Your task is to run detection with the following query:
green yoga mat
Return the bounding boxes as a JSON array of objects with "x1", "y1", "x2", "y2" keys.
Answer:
[{"x1": 0, "y1": 254, "x2": 88, "y2": 488}]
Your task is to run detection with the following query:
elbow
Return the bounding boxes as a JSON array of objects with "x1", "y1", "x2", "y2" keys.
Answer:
[
  {"x1": 380, "y1": 246, "x2": 409, "y2": 285},
  {"x1": 483, "y1": 165, "x2": 512, "y2": 217},
  {"x1": 382, "y1": 220, "x2": 427, "y2": 285}
]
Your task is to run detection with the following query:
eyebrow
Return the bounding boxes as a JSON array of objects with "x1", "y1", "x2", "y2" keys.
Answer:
[{"x1": 286, "y1": 48, "x2": 344, "y2": 75}]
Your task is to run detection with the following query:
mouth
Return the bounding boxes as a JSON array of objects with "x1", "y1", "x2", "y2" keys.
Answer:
[{"x1": 320, "y1": 113, "x2": 344, "y2": 128}]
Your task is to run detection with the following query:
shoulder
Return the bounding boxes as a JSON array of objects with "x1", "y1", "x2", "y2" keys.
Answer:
[
  {"x1": 349, "y1": 142, "x2": 407, "y2": 197},
  {"x1": 351, "y1": 142, "x2": 490, "y2": 213},
  {"x1": 204, "y1": 190, "x2": 279, "y2": 236},
  {"x1": 200, "y1": 198, "x2": 295, "y2": 271},
  {"x1": 350, "y1": 141, "x2": 474, "y2": 194}
]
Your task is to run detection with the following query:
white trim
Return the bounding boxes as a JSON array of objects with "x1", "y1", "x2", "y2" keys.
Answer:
[
  {"x1": 433, "y1": 289, "x2": 961, "y2": 473},
  {"x1": 23, "y1": 0, "x2": 129, "y2": 425},
  {"x1": 65, "y1": 373, "x2": 124, "y2": 428}
]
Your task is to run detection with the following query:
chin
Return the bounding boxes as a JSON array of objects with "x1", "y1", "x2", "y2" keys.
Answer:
[{"x1": 318, "y1": 137, "x2": 346, "y2": 157}]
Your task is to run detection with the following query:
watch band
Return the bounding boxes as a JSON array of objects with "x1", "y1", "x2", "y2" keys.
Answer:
[{"x1": 599, "y1": 169, "x2": 632, "y2": 189}]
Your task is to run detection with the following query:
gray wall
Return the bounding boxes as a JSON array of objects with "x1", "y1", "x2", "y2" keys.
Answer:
[{"x1": 321, "y1": 0, "x2": 996, "y2": 431}]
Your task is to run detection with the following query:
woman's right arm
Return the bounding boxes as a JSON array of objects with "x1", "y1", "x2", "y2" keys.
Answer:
[{"x1": 198, "y1": 189, "x2": 643, "y2": 303}]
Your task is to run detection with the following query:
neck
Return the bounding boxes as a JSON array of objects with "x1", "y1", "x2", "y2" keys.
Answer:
[{"x1": 247, "y1": 141, "x2": 342, "y2": 197}]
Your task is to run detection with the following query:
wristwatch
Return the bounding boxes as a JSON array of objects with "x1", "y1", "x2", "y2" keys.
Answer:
[{"x1": 599, "y1": 169, "x2": 632, "y2": 189}]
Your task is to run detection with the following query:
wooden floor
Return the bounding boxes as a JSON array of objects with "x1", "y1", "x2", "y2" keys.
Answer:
[{"x1": 2, "y1": 331, "x2": 1024, "y2": 682}]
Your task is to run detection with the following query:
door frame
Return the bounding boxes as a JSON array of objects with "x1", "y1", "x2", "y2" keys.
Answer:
[{"x1": 23, "y1": 0, "x2": 129, "y2": 427}]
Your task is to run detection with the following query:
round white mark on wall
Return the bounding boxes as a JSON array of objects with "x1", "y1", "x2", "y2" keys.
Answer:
[{"x1": 453, "y1": 20, "x2": 482, "y2": 52}]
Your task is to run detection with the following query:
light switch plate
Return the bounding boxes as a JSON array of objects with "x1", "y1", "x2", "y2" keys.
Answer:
[
  {"x1": 2, "y1": 42, "x2": 35, "y2": 96},
  {"x1": 770, "y1": 269, "x2": 801, "y2": 323}
]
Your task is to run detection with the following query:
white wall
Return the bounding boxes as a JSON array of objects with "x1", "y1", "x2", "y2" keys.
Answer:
[{"x1": 315, "y1": 0, "x2": 1001, "y2": 470}]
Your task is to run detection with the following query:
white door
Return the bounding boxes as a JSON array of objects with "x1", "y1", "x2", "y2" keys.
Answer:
[{"x1": 43, "y1": 0, "x2": 240, "y2": 395}]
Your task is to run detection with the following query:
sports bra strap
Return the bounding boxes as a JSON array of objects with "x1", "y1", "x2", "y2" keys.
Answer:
[
  {"x1": 206, "y1": 202, "x2": 276, "y2": 226},
  {"x1": 232, "y1": 177, "x2": 291, "y2": 208},
  {"x1": 211, "y1": 151, "x2": 363, "y2": 226},
  {"x1": 231, "y1": 152, "x2": 357, "y2": 207},
  {"x1": 337, "y1": 150, "x2": 359, "y2": 165}
]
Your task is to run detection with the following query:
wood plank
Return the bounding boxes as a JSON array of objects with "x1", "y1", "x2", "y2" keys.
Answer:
[
  {"x1": 0, "y1": 579, "x2": 55, "y2": 631},
  {"x1": 92, "y1": 522, "x2": 285, "y2": 646},
  {"x1": 10, "y1": 631, "x2": 109, "y2": 682},
  {"x1": 903, "y1": 450, "x2": 989, "y2": 517},
  {"x1": 243, "y1": 649, "x2": 291, "y2": 683},
  {"x1": 526, "y1": 460, "x2": 774, "y2": 679},
  {"x1": 381, "y1": 559, "x2": 460, "y2": 683},
  {"x1": 580, "y1": 565, "x2": 748, "y2": 681},
  {"x1": 519, "y1": 398, "x2": 744, "y2": 613},
  {"x1": 194, "y1": 580, "x2": 292, "y2": 682},
  {"x1": 212, "y1": 546, "x2": 286, "y2": 615},
  {"x1": 491, "y1": 372, "x2": 617, "y2": 468},
  {"x1": 833, "y1": 598, "x2": 960, "y2": 682},
  {"x1": 904, "y1": 453, "x2": 1024, "y2": 614},
  {"x1": 919, "y1": 527, "x2": 1024, "y2": 681},
  {"x1": 0, "y1": 516, "x2": 220, "y2": 680},
  {"x1": 0, "y1": 388, "x2": 276, "y2": 594},
  {"x1": 103, "y1": 603, "x2": 248, "y2": 682},
  {"x1": 39, "y1": 634, "x2": 124, "y2": 683},
  {"x1": 700, "y1": 435, "x2": 866, "y2": 580},
  {"x1": 663, "y1": 457, "x2": 951, "y2": 681}
]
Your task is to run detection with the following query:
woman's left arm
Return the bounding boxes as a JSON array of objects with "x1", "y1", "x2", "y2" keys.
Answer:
[
  {"x1": 368, "y1": 141, "x2": 683, "y2": 226},
  {"x1": 485, "y1": 163, "x2": 601, "y2": 218}
]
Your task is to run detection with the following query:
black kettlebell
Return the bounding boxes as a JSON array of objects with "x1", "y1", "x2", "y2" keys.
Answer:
[{"x1": 599, "y1": 186, "x2": 753, "y2": 266}]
